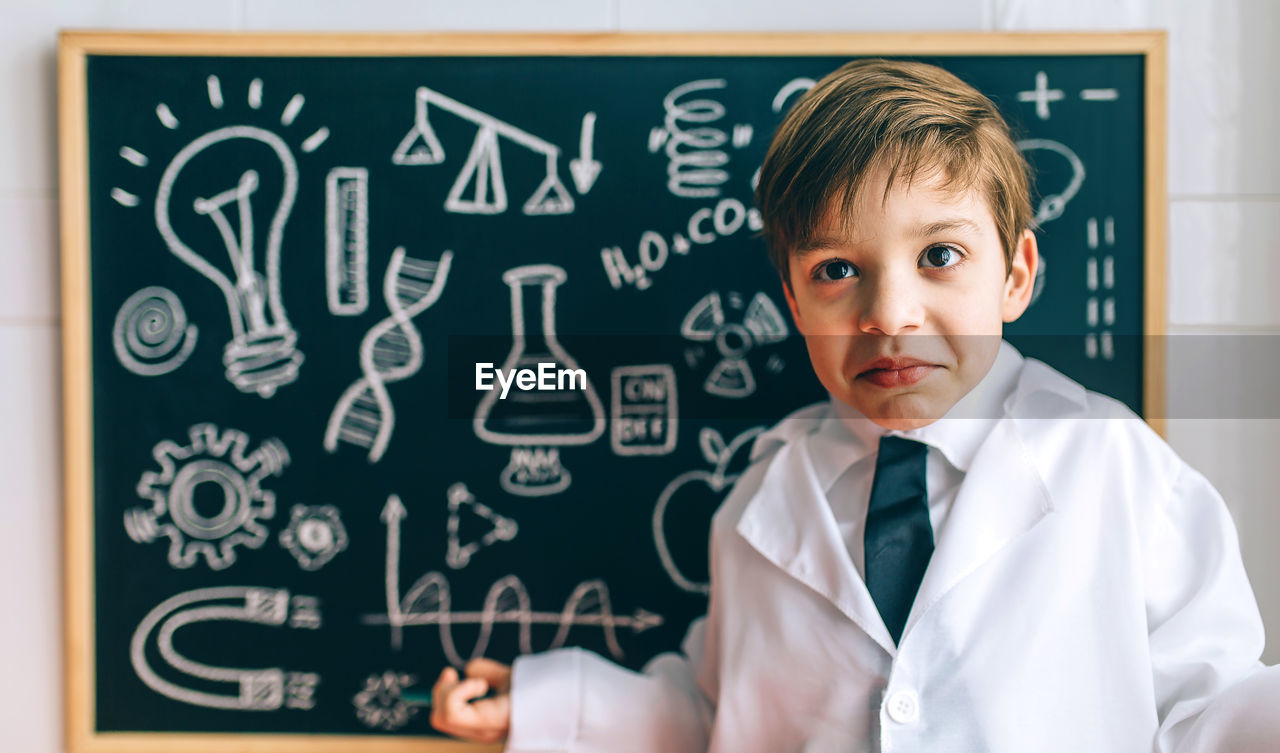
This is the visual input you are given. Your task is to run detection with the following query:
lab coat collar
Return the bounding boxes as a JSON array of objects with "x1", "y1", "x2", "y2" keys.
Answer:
[{"x1": 737, "y1": 343, "x2": 1058, "y2": 657}]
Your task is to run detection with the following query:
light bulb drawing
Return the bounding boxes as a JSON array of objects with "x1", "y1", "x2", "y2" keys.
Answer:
[
  {"x1": 392, "y1": 86, "x2": 576, "y2": 216},
  {"x1": 473, "y1": 264, "x2": 605, "y2": 497},
  {"x1": 113, "y1": 76, "x2": 332, "y2": 398}
]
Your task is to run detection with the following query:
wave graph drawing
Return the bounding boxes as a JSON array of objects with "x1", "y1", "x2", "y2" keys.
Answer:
[{"x1": 365, "y1": 495, "x2": 662, "y2": 663}]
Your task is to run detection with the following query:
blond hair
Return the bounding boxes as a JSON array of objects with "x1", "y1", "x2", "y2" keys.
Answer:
[{"x1": 755, "y1": 59, "x2": 1033, "y2": 283}]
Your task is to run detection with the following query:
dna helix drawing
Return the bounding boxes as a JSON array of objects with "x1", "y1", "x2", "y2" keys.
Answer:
[{"x1": 324, "y1": 248, "x2": 454, "y2": 462}]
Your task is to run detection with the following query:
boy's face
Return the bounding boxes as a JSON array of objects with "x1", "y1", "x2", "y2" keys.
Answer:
[{"x1": 781, "y1": 164, "x2": 1037, "y2": 431}]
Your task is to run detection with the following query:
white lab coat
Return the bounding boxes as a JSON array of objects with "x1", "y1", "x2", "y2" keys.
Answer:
[{"x1": 507, "y1": 350, "x2": 1280, "y2": 753}]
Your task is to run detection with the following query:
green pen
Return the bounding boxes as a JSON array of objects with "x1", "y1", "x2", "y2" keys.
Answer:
[{"x1": 400, "y1": 687, "x2": 500, "y2": 709}]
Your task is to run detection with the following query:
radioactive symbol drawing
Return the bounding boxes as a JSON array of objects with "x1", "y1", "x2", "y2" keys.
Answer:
[{"x1": 681, "y1": 291, "x2": 789, "y2": 398}]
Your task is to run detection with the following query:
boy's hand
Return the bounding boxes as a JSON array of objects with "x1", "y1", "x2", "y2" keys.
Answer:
[{"x1": 429, "y1": 658, "x2": 512, "y2": 744}]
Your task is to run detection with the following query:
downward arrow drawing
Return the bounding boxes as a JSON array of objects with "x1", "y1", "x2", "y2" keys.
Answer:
[{"x1": 570, "y1": 112, "x2": 603, "y2": 194}]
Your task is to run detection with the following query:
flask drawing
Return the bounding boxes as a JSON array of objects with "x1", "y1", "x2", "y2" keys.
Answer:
[{"x1": 474, "y1": 264, "x2": 605, "y2": 496}]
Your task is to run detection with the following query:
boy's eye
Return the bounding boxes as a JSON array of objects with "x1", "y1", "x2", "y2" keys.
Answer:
[
  {"x1": 815, "y1": 260, "x2": 858, "y2": 281},
  {"x1": 920, "y1": 244, "x2": 962, "y2": 269}
]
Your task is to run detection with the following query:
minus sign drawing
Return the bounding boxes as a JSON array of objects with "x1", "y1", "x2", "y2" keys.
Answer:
[{"x1": 1080, "y1": 89, "x2": 1119, "y2": 101}]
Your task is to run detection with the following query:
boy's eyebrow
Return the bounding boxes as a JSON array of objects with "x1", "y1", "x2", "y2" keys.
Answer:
[
  {"x1": 917, "y1": 217, "x2": 982, "y2": 237},
  {"x1": 793, "y1": 236, "x2": 848, "y2": 258}
]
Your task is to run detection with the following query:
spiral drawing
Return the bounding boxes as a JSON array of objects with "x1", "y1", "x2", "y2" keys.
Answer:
[
  {"x1": 112, "y1": 286, "x2": 199, "y2": 377},
  {"x1": 324, "y1": 248, "x2": 453, "y2": 462},
  {"x1": 661, "y1": 79, "x2": 730, "y2": 199}
]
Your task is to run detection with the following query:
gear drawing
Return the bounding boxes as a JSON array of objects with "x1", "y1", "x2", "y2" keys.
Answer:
[{"x1": 125, "y1": 423, "x2": 289, "y2": 570}]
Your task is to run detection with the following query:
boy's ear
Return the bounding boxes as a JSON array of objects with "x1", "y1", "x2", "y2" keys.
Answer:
[
  {"x1": 1002, "y1": 229, "x2": 1039, "y2": 323},
  {"x1": 781, "y1": 275, "x2": 806, "y2": 335}
]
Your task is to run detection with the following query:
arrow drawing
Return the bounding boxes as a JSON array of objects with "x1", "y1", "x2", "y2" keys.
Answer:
[{"x1": 569, "y1": 112, "x2": 602, "y2": 194}]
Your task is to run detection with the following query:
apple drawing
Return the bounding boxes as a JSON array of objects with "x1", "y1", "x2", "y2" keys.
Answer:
[{"x1": 653, "y1": 426, "x2": 763, "y2": 594}]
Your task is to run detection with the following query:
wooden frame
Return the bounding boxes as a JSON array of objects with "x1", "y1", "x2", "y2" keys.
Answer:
[{"x1": 59, "y1": 30, "x2": 1167, "y2": 753}]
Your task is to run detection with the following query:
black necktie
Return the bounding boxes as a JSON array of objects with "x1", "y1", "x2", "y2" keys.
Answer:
[{"x1": 864, "y1": 436, "x2": 934, "y2": 645}]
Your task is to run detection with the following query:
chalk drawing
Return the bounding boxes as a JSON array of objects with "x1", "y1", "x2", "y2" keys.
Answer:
[
  {"x1": 653, "y1": 426, "x2": 763, "y2": 594},
  {"x1": 130, "y1": 586, "x2": 320, "y2": 710},
  {"x1": 610, "y1": 364, "x2": 678, "y2": 457},
  {"x1": 648, "y1": 79, "x2": 741, "y2": 199},
  {"x1": 394, "y1": 86, "x2": 575, "y2": 215},
  {"x1": 445, "y1": 482, "x2": 517, "y2": 569},
  {"x1": 325, "y1": 248, "x2": 453, "y2": 463},
  {"x1": 369, "y1": 495, "x2": 662, "y2": 661},
  {"x1": 279, "y1": 505, "x2": 349, "y2": 571},
  {"x1": 681, "y1": 291, "x2": 789, "y2": 398},
  {"x1": 1016, "y1": 138, "x2": 1085, "y2": 225},
  {"x1": 325, "y1": 167, "x2": 371, "y2": 316},
  {"x1": 353, "y1": 671, "x2": 421, "y2": 731},
  {"x1": 112, "y1": 286, "x2": 199, "y2": 377},
  {"x1": 474, "y1": 264, "x2": 605, "y2": 497},
  {"x1": 1018, "y1": 71, "x2": 1065, "y2": 120},
  {"x1": 126, "y1": 424, "x2": 288, "y2": 570}
]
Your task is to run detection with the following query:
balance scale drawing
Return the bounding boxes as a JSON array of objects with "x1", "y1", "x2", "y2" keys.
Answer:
[
  {"x1": 364, "y1": 495, "x2": 662, "y2": 664},
  {"x1": 393, "y1": 86, "x2": 581, "y2": 216},
  {"x1": 130, "y1": 586, "x2": 321, "y2": 711}
]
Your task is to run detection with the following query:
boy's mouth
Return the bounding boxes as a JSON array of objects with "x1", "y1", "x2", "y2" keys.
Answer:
[{"x1": 856, "y1": 357, "x2": 938, "y2": 388}]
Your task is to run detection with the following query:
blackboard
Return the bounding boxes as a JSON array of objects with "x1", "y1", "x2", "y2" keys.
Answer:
[{"x1": 60, "y1": 32, "x2": 1166, "y2": 752}]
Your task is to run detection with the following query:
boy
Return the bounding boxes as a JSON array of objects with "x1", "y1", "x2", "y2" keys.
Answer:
[{"x1": 430, "y1": 59, "x2": 1278, "y2": 751}]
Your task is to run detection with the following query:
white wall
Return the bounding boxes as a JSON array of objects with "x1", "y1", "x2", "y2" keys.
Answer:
[{"x1": 3, "y1": 1, "x2": 1276, "y2": 750}]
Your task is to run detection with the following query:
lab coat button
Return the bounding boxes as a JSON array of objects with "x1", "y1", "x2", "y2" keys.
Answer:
[{"x1": 886, "y1": 690, "x2": 920, "y2": 724}]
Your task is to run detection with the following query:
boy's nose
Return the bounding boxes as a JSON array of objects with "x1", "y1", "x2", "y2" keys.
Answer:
[{"x1": 857, "y1": 274, "x2": 925, "y2": 336}]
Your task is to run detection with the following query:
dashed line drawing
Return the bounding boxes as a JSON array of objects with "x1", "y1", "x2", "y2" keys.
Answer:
[
  {"x1": 367, "y1": 499, "x2": 664, "y2": 662},
  {"x1": 111, "y1": 188, "x2": 140, "y2": 207},
  {"x1": 156, "y1": 103, "x2": 179, "y2": 130},
  {"x1": 1080, "y1": 88, "x2": 1119, "y2": 101},
  {"x1": 649, "y1": 79, "x2": 736, "y2": 199},
  {"x1": 393, "y1": 86, "x2": 575, "y2": 216},
  {"x1": 353, "y1": 671, "x2": 421, "y2": 731},
  {"x1": 120, "y1": 146, "x2": 149, "y2": 167},
  {"x1": 569, "y1": 112, "x2": 603, "y2": 194},
  {"x1": 112, "y1": 286, "x2": 199, "y2": 376},
  {"x1": 610, "y1": 364, "x2": 678, "y2": 457},
  {"x1": 772, "y1": 77, "x2": 815, "y2": 113},
  {"x1": 474, "y1": 264, "x2": 605, "y2": 497},
  {"x1": 281, "y1": 94, "x2": 305, "y2": 127},
  {"x1": 130, "y1": 587, "x2": 320, "y2": 710},
  {"x1": 445, "y1": 482, "x2": 517, "y2": 570},
  {"x1": 126, "y1": 424, "x2": 288, "y2": 570},
  {"x1": 681, "y1": 291, "x2": 789, "y2": 398},
  {"x1": 325, "y1": 248, "x2": 453, "y2": 463},
  {"x1": 279, "y1": 505, "x2": 349, "y2": 571},
  {"x1": 206, "y1": 75, "x2": 224, "y2": 109},
  {"x1": 654, "y1": 426, "x2": 764, "y2": 594},
  {"x1": 1018, "y1": 71, "x2": 1065, "y2": 120},
  {"x1": 1085, "y1": 216, "x2": 1117, "y2": 361},
  {"x1": 325, "y1": 167, "x2": 370, "y2": 316},
  {"x1": 1016, "y1": 138, "x2": 1085, "y2": 225}
]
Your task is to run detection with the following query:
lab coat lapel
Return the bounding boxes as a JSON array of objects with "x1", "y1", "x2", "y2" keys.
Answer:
[
  {"x1": 904, "y1": 416, "x2": 1054, "y2": 640},
  {"x1": 736, "y1": 437, "x2": 898, "y2": 654}
]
